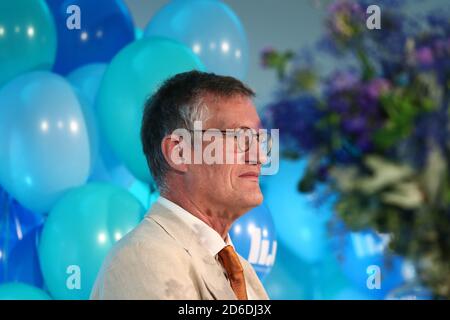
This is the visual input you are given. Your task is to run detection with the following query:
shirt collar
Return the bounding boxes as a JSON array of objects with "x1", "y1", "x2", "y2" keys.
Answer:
[{"x1": 157, "y1": 196, "x2": 233, "y2": 257}]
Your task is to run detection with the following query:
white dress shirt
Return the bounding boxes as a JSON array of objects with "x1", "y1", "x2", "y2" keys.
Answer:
[{"x1": 157, "y1": 196, "x2": 257, "y2": 299}]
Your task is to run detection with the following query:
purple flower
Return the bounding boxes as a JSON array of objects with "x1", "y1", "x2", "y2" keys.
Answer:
[
  {"x1": 327, "y1": 71, "x2": 360, "y2": 93},
  {"x1": 415, "y1": 47, "x2": 434, "y2": 66},
  {"x1": 366, "y1": 78, "x2": 391, "y2": 99},
  {"x1": 342, "y1": 116, "x2": 367, "y2": 133},
  {"x1": 263, "y1": 95, "x2": 324, "y2": 152},
  {"x1": 326, "y1": 0, "x2": 365, "y2": 43}
]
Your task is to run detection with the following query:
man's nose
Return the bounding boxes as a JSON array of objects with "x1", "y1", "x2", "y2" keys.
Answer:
[{"x1": 245, "y1": 143, "x2": 269, "y2": 165}]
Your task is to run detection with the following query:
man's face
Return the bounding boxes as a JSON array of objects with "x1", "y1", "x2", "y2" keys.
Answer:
[{"x1": 185, "y1": 94, "x2": 264, "y2": 217}]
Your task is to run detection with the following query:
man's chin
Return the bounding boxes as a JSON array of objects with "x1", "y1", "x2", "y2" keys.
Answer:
[{"x1": 243, "y1": 190, "x2": 263, "y2": 208}]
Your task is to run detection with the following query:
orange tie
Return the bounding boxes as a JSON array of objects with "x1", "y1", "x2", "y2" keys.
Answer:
[{"x1": 218, "y1": 245, "x2": 248, "y2": 300}]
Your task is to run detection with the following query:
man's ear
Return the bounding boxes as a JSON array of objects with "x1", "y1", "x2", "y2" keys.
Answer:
[{"x1": 161, "y1": 133, "x2": 190, "y2": 173}]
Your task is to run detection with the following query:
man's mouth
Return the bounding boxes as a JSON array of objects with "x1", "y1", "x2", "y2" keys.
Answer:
[{"x1": 238, "y1": 171, "x2": 260, "y2": 181}]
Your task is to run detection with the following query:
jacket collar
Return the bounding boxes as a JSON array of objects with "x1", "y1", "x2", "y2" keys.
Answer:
[{"x1": 146, "y1": 202, "x2": 237, "y2": 300}]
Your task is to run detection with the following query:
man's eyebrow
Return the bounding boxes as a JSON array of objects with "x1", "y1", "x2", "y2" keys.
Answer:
[{"x1": 226, "y1": 122, "x2": 263, "y2": 129}]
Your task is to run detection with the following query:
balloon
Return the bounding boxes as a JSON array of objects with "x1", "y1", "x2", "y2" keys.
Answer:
[
  {"x1": 331, "y1": 287, "x2": 374, "y2": 300},
  {"x1": 230, "y1": 204, "x2": 277, "y2": 281},
  {"x1": 128, "y1": 179, "x2": 159, "y2": 211},
  {"x1": 308, "y1": 251, "x2": 374, "y2": 300},
  {"x1": 0, "y1": 283, "x2": 51, "y2": 300},
  {"x1": 67, "y1": 63, "x2": 107, "y2": 108},
  {"x1": 144, "y1": 0, "x2": 248, "y2": 80},
  {"x1": 262, "y1": 239, "x2": 372, "y2": 300},
  {"x1": 0, "y1": 0, "x2": 56, "y2": 88},
  {"x1": 97, "y1": 37, "x2": 205, "y2": 183},
  {"x1": 386, "y1": 282, "x2": 432, "y2": 300},
  {"x1": 261, "y1": 158, "x2": 335, "y2": 263},
  {"x1": 38, "y1": 183, "x2": 145, "y2": 299},
  {"x1": 67, "y1": 63, "x2": 138, "y2": 187},
  {"x1": 0, "y1": 71, "x2": 91, "y2": 214},
  {"x1": 67, "y1": 63, "x2": 107, "y2": 176},
  {"x1": 333, "y1": 228, "x2": 406, "y2": 299},
  {"x1": 0, "y1": 187, "x2": 45, "y2": 287},
  {"x1": 135, "y1": 28, "x2": 143, "y2": 40},
  {"x1": 262, "y1": 242, "x2": 313, "y2": 299},
  {"x1": 45, "y1": 0, "x2": 135, "y2": 74}
]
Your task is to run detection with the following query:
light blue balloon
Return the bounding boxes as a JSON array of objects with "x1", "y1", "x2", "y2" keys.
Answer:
[
  {"x1": 0, "y1": 283, "x2": 51, "y2": 300},
  {"x1": 261, "y1": 158, "x2": 335, "y2": 263},
  {"x1": 144, "y1": 0, "x2": 248, "y2": 80},
  {"x1": 67, "y1": 63, "x2": 109, "y2": 178},
  {"x1": 386, "y1": 282, "x2": 432, "y2": 300},
  {"x1": 0, "y1": 71, "x2": 91, "y2": 214},
  {"x1": 38, "y1": 183, "x2": 145, "y2": 300},
  {"x1": 308, "y1": 251, "x2": 374, "y2": 300},
  {"x1": 230, "y1": 204, "x2": 277, "y2": 281},
  {"x1": 67, "y1": 63, "x2": 108, "y2": 108},
  {"x1": 0, "y1": 0, "x2": 57, "y2": 88},
  {"x1": 262, "y1": 242, "x2": 313, "y2": 299},
  {"x1": 97, "y1": 37, "x2": 205, "y2": 183},
  {"x1": 331, "y1": 287, "x2": 374, "y2": 300},
  {"x1": 334, "y1": 228, "x2": 406, "y2": 299},
  {"x1": 67, "y1": 64, "x2": 146, "y2": 187}
]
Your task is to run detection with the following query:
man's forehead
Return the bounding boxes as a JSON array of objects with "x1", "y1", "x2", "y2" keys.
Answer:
[{"x1": 204, "y1": 95, "x2": 261, "y2": 129}]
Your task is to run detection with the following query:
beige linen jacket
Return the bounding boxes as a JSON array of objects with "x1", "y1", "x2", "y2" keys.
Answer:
[{"x1": 90, "y1": 202, "x2": 269, "y2": 300}]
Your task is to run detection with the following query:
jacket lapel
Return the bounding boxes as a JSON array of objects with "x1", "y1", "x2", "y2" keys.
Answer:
[
  {"x1": 239, "y1": 256, "x2": 270, "y2": 300},
  {"x1": 148, "y1": 203, "x2": 237, "y2": 300}
]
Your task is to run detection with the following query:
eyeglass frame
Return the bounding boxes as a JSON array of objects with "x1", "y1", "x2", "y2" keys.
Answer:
[{"x1": 186, "y1": 126, "x2": 273, "y2": 155}]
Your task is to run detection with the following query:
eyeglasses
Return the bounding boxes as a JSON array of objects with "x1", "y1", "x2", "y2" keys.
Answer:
[{"x1": 189, "y1": 127, "x2": 273, "y2": 155}]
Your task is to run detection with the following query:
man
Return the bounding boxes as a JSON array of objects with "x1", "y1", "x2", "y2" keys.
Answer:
[{"x1": 91, "y1": 71, "x2": 271, "y2": 300}]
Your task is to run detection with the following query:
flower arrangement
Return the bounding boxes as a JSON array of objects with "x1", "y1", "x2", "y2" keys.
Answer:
[{"x1": 262, "y1": 0, "x2": 450, "y2": 298}]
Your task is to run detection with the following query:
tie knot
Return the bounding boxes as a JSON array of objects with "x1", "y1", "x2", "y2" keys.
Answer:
[{"x1": 218, "y1": 245, "x2": 244, "y2": 277}]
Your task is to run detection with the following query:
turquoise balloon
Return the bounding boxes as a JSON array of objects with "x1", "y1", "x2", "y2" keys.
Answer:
[
  {"x1": 135, "y1": 28, "x2": 143, "y2": 40},
  {"x1": 0, "y1": 283, "x2": 51, "y2": 300},
  {"x1": 0, "y1": 71, "x2": 91, "y2": 214},
  {"x1": 0, "y1": 0, "x2": 56, "y2": 88},
  {"x1": 97, "y1": 37, "x2": 205, "y2": 182},
  {"x1": 38, "y1": 183, "x2": 145, "y2": 300},
  {"x1": 144, "y1": 0, "x2": 249, "y2": 80}
]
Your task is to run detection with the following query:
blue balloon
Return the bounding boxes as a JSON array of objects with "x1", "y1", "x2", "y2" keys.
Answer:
[
  {"x1": 0, "y1": 282, "x2": 51, "y2": 300},
  {"x1": 261, "y1": 158, "x2": 335, "y2": 263},
  {"x1": 331, "y1": 287, "x2": 374, "y2": 300},
  {"x1": 66, "y1": 62, "x2": 128, "y2": 185},
  {"x1": 67, "y1": 63, "x2": 107, "y2": 109},
  {"x1": 0, "y1": 187, "x2": 45, "y2": 287},
  {"x1": 46, "y1": 0, "x2": 135, "y2": 74},
  {"x1": 261, "y1": 239, "x2": 372, "y2": 300},
  {"x1": 308, "y1": 251, "x2": 374, "y2": 300},
  {"x1": 144, "y1": 0, "x2": 249, "y2": 80},
  {"x1": 0, "y1": 71, "x2": 91, "y2": 213},
  {"x1": 230, "y1": 204, "x2": 277, "y2": 281},
  {"x1": 262, "y1": 242, "x2": 313, "y2": 299},
  {"x1": 67, "y1": 63, "x2": 107, "y2": 174},
  {"x1": 386, "y1": 282, "x2": 432, "y2": 300},
  {"x1": 38, "y1": 183, "x2": 145, "y2": 299},
  {"x1": 333, "y1": 228, "x2": 406, "y2": 299}
]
